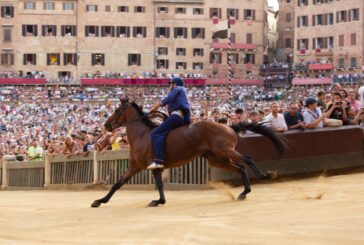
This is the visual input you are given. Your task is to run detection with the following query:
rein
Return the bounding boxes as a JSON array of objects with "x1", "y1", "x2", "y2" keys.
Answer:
[{"x1": 111, "y1": 110, "x2": 168, "y2": 130}]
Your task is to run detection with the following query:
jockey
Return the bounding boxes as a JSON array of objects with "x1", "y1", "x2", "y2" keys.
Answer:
[{"x1": 147, "y1": 77, "x2": 191, "y2": 170}]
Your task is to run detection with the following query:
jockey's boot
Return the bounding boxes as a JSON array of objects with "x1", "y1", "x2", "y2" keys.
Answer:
[{"x1": 147, "y1": 161, "x2": 164, "y2": 170}]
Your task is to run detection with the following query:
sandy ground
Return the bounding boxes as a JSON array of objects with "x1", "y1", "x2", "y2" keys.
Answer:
[{"x1": 1, "y1": 173, "x2": 364, "y2": 245}]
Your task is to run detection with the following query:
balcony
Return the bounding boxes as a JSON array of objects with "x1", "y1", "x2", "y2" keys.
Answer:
[
  {"x1": 314, "y1": 48, "x2": 333, "y2": 57},
  {"x1": 210, "y1": 43, "x2": 257, "y2": 51},
  {"x1": 292, "y1": 77, "x2": 331, "y2": 85},
  {"x1": 308, "y1": 63, "x2": 334, "y2": 71}
]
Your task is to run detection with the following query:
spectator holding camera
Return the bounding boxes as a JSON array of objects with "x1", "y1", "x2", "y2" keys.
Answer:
[{"x1": 326, "y1": 92, "x2": 351, "y2": 125}]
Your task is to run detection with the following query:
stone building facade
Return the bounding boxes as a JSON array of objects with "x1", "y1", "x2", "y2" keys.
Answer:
[{"x1": 0, "y1": 0, "x2": 268, "y2": 79}]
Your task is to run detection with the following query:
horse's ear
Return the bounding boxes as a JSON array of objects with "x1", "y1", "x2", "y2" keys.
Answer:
[{"x1": 119, "y1": 95, "x2": 129, "y2": 104}]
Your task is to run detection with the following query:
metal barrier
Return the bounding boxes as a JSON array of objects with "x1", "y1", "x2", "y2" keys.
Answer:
[{"x1": 1, "y1": 151, "x2": 211, "y2": 190}]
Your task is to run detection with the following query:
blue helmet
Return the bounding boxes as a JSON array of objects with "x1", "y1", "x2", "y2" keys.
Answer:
[{"x1": 169, "y1": 77, "x2": 185, "y2": 87}]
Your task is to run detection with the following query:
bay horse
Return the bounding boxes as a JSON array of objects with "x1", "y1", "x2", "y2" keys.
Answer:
[{"x1": 91, "y1": 97, "x2": 285, "y2": 208}]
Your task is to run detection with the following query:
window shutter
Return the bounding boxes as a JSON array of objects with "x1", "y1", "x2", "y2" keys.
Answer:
[
  {"x1": 95, "y1": 26, "x2": 99, "y2": 36},
  {"x1": 47, "y1": 54, "x2": 50, "y2": 65},
  {"x1": 101, "y1": 26, "x2": 105, "y2": 37},
  {"x1": 297, "y1": 17, "x2": 300, "y2": 27},
  {"x1": 22, "y1": 25, "x2": 26, "y2": 36},
  {"x1": 23, "y1": 54, "x2": 27, "y2": 65},
  {"x1": 10, "y1": 53, "x2": 14, "y2": 65},
  {"x1": 92, "y1": 54, "x2": 95, "y2": 65},
  {"x1": 56, "y1": 53, "x2": 60, "y2": 65},
  {"x1": 73, "y1": 26, "x2": 77, "y2": 36},
  {"x1": 348, "y1": 10, "x2": 351, "y2": 22},
  {"x1": 313, "y1": 38, "x2": 316, "y2": 49},
  {"x1": 143, "y1": 27, "x2": 146, "y2": 37},
  {"x1": 128, "y1": 54, "x2": 131, "y2": 65},
  {"x1": 236, "y1": 9, "x2": 239, "y2": 20},
  {"x1": 95, "y1": 5, "x2": 98, "y2": 12},
  {"x1": 53, "y1": 25, "x2": 57, "y2": 36},
  {"x1": 101, "y1": 54, "x2": 105, "y2": 65},
  {"x1": 312, "y1": 15, "x2": 316, "y2": 26},
  {"x1": 34, "y1": 25, "x2": 38, "y2": 36},
  {"x1": 336, "y1": 12, "x2": 339, "y2": 22},
  {"x1": 52, "y1": 2, "x2": 55, "y2": 10},
  {"x1": 61, "y1": 26, "x2": 65, "y2": 36},
  {"x1": 63, "y1": 53, "x2": 67, "y2": 65},
  {"x1": 166, "y1": 28, "x2": 170, "y2": 38},
  {"x1": 42, "y1": 25, "x2": 45, "y2": 36},
  {"x1": 73, "y1": 53, "x2": 77, "y2": 65},
  {"x1": 43, "y1": 2, "x2": 46, "y2": 10},
  {"x1": 33, "y1": 54, "x2": 36, "y2": 65},
  {"x1": 1, "y1": 7, "x2": 4, "y2": 17},
  {"x1": 137, "y1": 54, "x2": 141, "y2": 66},
  {"x1": 85, "y1": 26, "x2": 88, "y2": 36},
  {"x1": 0, "y1": 53, "x2": 4, "y2": 65}
]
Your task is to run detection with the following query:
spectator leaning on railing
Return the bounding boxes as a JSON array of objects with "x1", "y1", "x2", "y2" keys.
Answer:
[
  {"x1": 264, "y1": 102, "x2": 288, "y2": 132},
  {"x1": 303, "y1": 98, "x2": 336, "y2": 129},
  {"x1": 27, "y1": 139, "x2": 43, "y2": 160}
]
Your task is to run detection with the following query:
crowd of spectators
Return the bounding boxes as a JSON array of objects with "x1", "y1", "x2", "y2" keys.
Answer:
[{"x1": 0, "y1": 77, "x2": 363, "y2": 160}]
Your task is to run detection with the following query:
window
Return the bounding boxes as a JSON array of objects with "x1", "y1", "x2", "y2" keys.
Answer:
[
  {"x1": 63, "y1": 2, "x2": 74, "y2": 10},
  {"x1": 339, "y1": 35, "x2": 344, "y2": 47},
  {"x1": 244, "y1": 9, "x2": 256, "y2": 20},
  {"x1": 298, "y1": 0, "x2": 308, "y2": 6},
  {"x1": 210, "y1": 8, "x2": 221, "y2": 18},
  {"x1": 174, "y1": 27, "x2": 187, "y2": 38},
  {"x1": 61, "y1": 25, "x2": 76, "y2": 36},
  {"x1": 133, "y1": 27, "x2": 147, "y2": 38},
  {"x1": 42, "y1": 25, "x2": 56, "y2": 36},
  {"x1": 176, "y1": 62, "x2": 187, "y2": 70},
  {"x1": 3, "y1": 28, "x2": 12, "y2": 42},
  {"x1": 86, "y1": 5, "x2": 98, "y2": 12},
  {"x1": 92, "y1": 53, "x2": 105, "y2": 66},
  {"x1": 337, "y1": 11, "x2": 347, "y2": 23},
  {"x1": 64, "y1": 53, "x2": 77, "y2": 65},
  {"x1": 244, "y1": 54, "x2": 255, "y2": 64},
  {"x1": 338, "y1": 58, "x2": 345, "y2": 68},
  {"x1": 43, "y1": 2, "x2": 55, "y2": 10},
  {"x1": 175, "y1": 7, "x2": 186, "y2": 14},
  {"x1": 297, "y1": 16, "x2": 308, "y2": 27},
  {"x1": 22, "y1": 25, "x2": 38, "y2": 36},
  {"x1": 193, "y1": 62, "x2": 203, "y2": 70},
  {"x1": 24, "y1": 2, "x2": 36, "y2": 10},
  {"x1": 210, "y1": 52, "x2": 222, "y2": 64},
  {"x1": 351, "y1": 33, "x2": 356, "y2": 45},
  {"x1": 229, "y1": 53, "x2": 239, "y2": 64},
  {"x1": 85, "y1": 26, "x2": 99, "y2": 37},
  {"x1": 128, "y1": 53, "x2": 141, "y2": 66},
  {"x1": 193, "y1": 48, "x2": 204, "y2": 57},
  {"x1": 227, "y1": 9, "x2": 239, "y2": 19},
  {"x1": 134, "y1": 6, "x2": 145, "y2": 13},
  {"x1": 157, "y1": 59, "x2": 169, "y2": 69},
  {"x1": 117, "y1": 26, "x2": 130, "y2": 37},
  {"x1": 105, "y1": 5, "x2": 111, "y2": 12},
  {"x1": 246, "y1": 33, "x2": 253, "y2": 44},
  {"x1": 155, "y1": 27, "x2": 170, "y2": 38},
  {"x1": 158, "y1": 47, "x2": 168, "y2": 56},
  {"x1": 23, "y1": 53, "x2": 36, "y2": 65},
  {"x1": 101, "y1": 26, "x2": 115, "y2": 37},
  {"x1": 0, "y1": 52, "x2": 14, "y2": 65},
  {"x1": 327, "y1": 37, "x2": 334, "y2": 48},
  {"x1": 285, "y1": 38, "x2": 292, "y2": 48},
  {"x1": 1, "y1": 6, "x2": 14, "y2": 17},
  {"x1": 193, "y1": 8, "x2": 203, "y2": 15},
  {"x1": 297, "y1": 39, "x2": 309, "y2": 50},
  {"x1": 328, "y1": 13, "x2": 334, "y2": 25},
  {"x1": 285, "y1": 13, "x2": 291, "y2": 22},
  {"x1": 351, "y1": 9, "x2": 360, "y2": 21},
  {"x1": 192, "y1": 28, "x2": 205, "y2": 39},
  {"x1": 157, "y1": 7, "x2": 168, "y2": 13},
  {"x1": 118, "y1": 6, "x2": 129, "y2": 12},
  {"x1": 47, "y1": 53, "x2": 60, "y2": 65},
  {"x1": 176, "y1": 48, "x2": 186, "y2": 56},
  {"x1": 350, "y1": 57, "x2": 356, "y2": 67}
]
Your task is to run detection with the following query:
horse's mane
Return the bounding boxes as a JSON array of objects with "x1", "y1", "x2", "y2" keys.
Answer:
[{"x1": 130, "y1": 102, "x2": 158, "y2": 129}]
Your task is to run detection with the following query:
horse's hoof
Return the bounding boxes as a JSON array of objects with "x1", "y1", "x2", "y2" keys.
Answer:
[
  {"x1": 91, "y1": 200, "x2": 101, "y2": 208},
  {"x1": 147, "y1": 200, "x2": 159, "y2": 207},
  {"x1": 237, "y1": 194, "x2": 246, "y2": 201},
  {"x1": 266, "y1": 171, "x2": 278, "y2": 180}
]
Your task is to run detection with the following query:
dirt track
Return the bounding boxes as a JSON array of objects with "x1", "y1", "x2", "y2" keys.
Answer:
[{"x1": 1, "y1": 173, "x2": 364, "y2": 245}]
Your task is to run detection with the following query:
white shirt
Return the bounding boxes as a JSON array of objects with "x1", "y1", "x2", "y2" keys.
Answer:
[{"x1": 264, "y1": 113, "x2": 288, "y2": 131}]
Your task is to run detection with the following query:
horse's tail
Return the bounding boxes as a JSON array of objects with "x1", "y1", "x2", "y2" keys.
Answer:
[{"x1": 230, "y1": 122, "x2": 286, "y2": 156}]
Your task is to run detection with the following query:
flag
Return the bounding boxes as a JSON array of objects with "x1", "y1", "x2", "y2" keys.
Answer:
[{"x1": 211, "y1": 20, "x2": 229, "y2": 39}]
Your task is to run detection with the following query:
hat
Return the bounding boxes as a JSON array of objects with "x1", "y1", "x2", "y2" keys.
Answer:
[
  {"x1": 305, "y1": 98, "x2": 317, "y2": 106},
  {"x1": 169, "y1": 77, "x2": 185, "y2": 87}
]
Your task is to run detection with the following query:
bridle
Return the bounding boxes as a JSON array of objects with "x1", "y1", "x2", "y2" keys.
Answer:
[{"x1": 108, "y1": 103, "x2": 168, "y2": 131}]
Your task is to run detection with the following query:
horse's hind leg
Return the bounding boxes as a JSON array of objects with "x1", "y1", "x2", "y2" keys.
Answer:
[
  {"x1": 206, "y1": 154, "x2": 251, "y2": 201},
  {"x1": 148, "y1": 169, "x2": 166, "y2": 207},
  {"x1": 242, "y1": 155, "x2": 277, "y2": 180},
  {"x1": 91, "y1": 165, "x2": 139, "y2": 208}
]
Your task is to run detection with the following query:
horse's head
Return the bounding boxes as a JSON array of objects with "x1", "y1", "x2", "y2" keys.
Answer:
[{"x1": 104, "y1": 95, "x2": 130, "y2": 132}]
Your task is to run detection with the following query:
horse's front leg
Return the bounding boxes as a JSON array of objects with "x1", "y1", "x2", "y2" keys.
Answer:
[
  {"x1": 148, "y1": 169, "x2": 166, "y2": 207},
  {"x1": 91, "y1": 164, "x2": 139, "y2": 208}
]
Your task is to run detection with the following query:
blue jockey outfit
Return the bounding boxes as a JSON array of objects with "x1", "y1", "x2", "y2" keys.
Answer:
[{"x1": 150, "y1": 77, "x2": 191, "y2": 167}]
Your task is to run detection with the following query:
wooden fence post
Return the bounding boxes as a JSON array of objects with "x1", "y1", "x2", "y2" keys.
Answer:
[
  {"x1": 1, "y1": 156, "x2": 9, "y2": 190},
  {"x1": 93, "y1": 151, "x2": 99, "y2": 184},
  {"x1": 44, "y1": 154, "x2": 50, "y2": 188}
]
